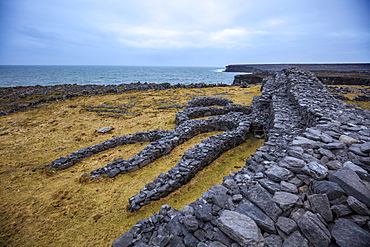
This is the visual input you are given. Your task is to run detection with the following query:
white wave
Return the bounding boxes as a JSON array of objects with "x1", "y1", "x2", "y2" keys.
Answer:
[{"x1": 213, "y1": 68, "x2": 225, "y2": 72}]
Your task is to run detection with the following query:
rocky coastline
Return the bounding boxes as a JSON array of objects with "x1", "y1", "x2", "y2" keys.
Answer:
[{"x1": 111, "y1": 68, "x2": 370, "y2": 247}]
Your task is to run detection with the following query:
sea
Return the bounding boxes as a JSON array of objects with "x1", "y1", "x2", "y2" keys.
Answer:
[{"x1": 0, "y1": 65, "x2": 244, "y2": 88}]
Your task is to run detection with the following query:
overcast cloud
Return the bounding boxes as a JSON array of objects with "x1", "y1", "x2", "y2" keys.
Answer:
[{"x1": 0, "y1": 0, "x2": 369, "y2": 66}]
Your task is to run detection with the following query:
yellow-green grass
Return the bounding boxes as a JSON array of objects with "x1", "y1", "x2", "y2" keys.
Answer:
[
  {"x1": 328, "y1": 84, "x2": 370, "y2": 110},
  {"x1": 0, "y1": 86, "x2": 264, "y2": 246}
]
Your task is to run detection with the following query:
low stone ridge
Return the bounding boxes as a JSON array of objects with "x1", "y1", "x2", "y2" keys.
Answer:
[
  {"x1": 112, "y1": 68, "x2": 370, "y2": 247},
  {"x1": 0, "y1": 82, "x2": 229, "y2": 116}
]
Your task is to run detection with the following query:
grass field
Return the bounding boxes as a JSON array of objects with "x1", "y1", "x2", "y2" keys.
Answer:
[{"x1": 0, "y1": 85, "x2": 264, "y2": 246}]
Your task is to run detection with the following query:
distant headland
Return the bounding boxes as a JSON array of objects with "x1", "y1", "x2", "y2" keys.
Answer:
[{"x1": 224, "y1": 63, "x2": 370, "y2": 73}]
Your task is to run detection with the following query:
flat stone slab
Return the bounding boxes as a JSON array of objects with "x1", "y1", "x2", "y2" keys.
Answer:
[
  {"x1": 235, "y1": 199, "x2": 276, "y2": 233},
  {"x1": 217, "y1": 210, "x2": 264, "y2": 247},
  {"x1": 330, "y1": 168, "x2": 370, "y2": 208},
  {"x1": 332, "y1": 218, "x2": 370, "y2": 247},
  {"x1": 298, "y1": 211, "x2": 331, "y2": 247},
  {"x1": 242, "y1": 183, "x2": 282, "y2": 221},
  {"x1": 97, "y1": 126, "x2": 113, "y2": 133}
]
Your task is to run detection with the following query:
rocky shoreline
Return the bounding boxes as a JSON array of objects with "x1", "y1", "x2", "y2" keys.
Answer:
[{"x1": 112, "y1": 68, "x2": 370, "y2": 246}]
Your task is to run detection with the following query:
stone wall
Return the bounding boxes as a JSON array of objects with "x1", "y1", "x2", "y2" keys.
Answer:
[{"x1": 113, "y1": 68, "x2": 370, "y2": 247}]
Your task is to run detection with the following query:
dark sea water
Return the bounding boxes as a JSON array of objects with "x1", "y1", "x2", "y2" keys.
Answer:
[{"x1": 0, "y1": 66, "x2": 242, "y2": 87}]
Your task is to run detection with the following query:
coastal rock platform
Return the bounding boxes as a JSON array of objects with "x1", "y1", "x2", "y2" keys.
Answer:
[{"x1": 112, "y1": 68, "x2": 370, "y2": 246}]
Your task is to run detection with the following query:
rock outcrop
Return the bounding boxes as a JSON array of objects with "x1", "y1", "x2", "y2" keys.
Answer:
[{"x1": 113, "y1": 68, "x2": 370, "y2": 247}]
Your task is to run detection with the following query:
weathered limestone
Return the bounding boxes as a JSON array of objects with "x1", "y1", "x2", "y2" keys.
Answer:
[
  {"x1": 111, "y1": 68, "x2": 370, "y2": 247},
  {"x1": 217, "y1": 210, "x2": 264, "y2": 246},
  {"x1": 46, "y1": 68, "x2": 370, "y2": 247},
  {"x1": 332, "y1": 218, "x2": 370, "y2": 247}
]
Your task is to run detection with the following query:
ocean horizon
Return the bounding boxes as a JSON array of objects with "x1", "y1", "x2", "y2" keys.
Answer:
[{"x1": 0, "y1": 65, "x2": 244, "y2": 88}]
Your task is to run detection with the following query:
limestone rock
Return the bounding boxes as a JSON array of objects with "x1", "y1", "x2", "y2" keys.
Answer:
[
  {"x1": 217, "y1": 210, "x2": 264, "y2": 247},
  {"x1": 276, "y1": 216, "x2": 298, "y2": 235},
  {"x1": 308, "y1": 194, "x2": 333, "y2": 222},
  {"x1": 339, "y1": 134, "x2": 359, "y2": 144},
  {"x1": 273, "y1": 191, "x2": 300, "y2": 211},
  {"x1": 297, "y1": 211, "x2": 331, "y2": 247},
  {"x1": 258, "y1": 178, "x2": 281, "y2": 194},
  {"x1": 281, "y1": 181, "x2": 298, "y2": 193},
  {"x1": 112, "y1": 232, "x2": 134, "y2": 247},
  {"x1": 332, "y1": 218, "x2": 370, "y2": 247},
  {"x1": 324, "y1": 142, "x2": 346, "y2": 150},
  {"x1": 326, "y1": 160, "x2": 343, "y2": 170},
  {"x1": 310, "y1": 180, "x2": 345, "y2": 200},
  {"x1": 242, "y1": 183, "x2": 282, "y2": 221},
  {"x1": 330, "y1": 168, "x2": 370, "y2": 208},
  {"x1": 360, "y1": 142, "x2": 370, "y2": 153},
  {"x1": 265, "y1": 165, "x2": 293, "y2": 182},
  {"x1": 235, "y1": 199, "x2": 276, "y2": 233},
  {"x1": 264, "y1": 234, "x2": 283, "y2": 247},
  {"x1": 331, "y1": 204, "x2": 353, "y2": 217},
  {"x1": 194, "y1": 202, "x2": 213, "y2": 222},
  {"x1": 279, "y1": 156, "x2": 307, "y2": 173},
  {"x1": 282, "y1": 231, "x2": 309, "y2": 247},
  {"x1": 347, "y1": 196, "x2": 370, "y2": 215},
  {"x1": 303, "y1": 161, "x2": 328, "y2": 180},
  {"x1": 97, "y1": 126, "x2": 113, "y2": 134}
]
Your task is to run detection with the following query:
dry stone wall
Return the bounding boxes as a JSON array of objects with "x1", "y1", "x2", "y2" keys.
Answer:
[{"x1": 113, "y1": 68, "x2": 370, "y2": 247}]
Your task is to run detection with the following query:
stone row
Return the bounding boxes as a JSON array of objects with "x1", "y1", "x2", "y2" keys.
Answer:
[
  {"x1": 175, "y1": 104, "x2": 251, "y2": 125},
  {"x1": 49, "y1": 130, "x2": 170, "y2": 170},
  {"x1": 48, "y1": 97, "x2": 251, "y2": 178},
  {"x1": 89, "y1": 112, "x2": 248, "y2": 178},
  {"x1": 113, "y1": 68, "x2": 370, "y2": 247},
  {"x1": 128, "y1": 114, "x2": 251, "y2": 212},
  {"x1": 185, "y1": 97, "x2": 233, "y2": 108}
]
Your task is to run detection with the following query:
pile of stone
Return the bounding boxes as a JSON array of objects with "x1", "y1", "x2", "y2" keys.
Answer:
[{"x1": 113, "y1": 68, "x2": 370, "y2": 247}]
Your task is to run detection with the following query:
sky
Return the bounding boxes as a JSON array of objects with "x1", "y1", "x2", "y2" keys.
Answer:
[{"x1": 0, "y1": 0, "x2": 369, "y2": 66}]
